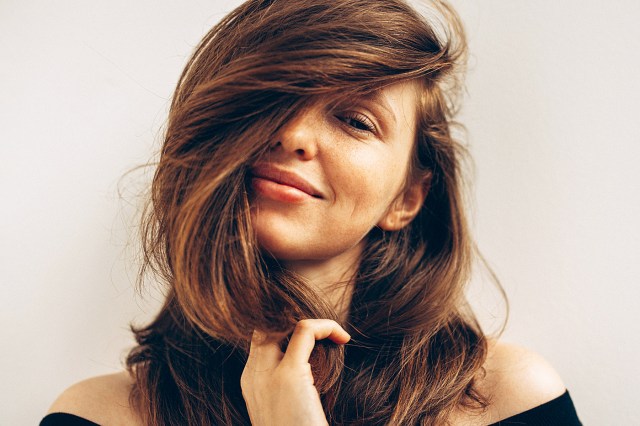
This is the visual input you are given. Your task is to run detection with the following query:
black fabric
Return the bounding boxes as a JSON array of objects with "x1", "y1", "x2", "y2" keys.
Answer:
[
  {"x1": 40, "y1": 412, "x2": 99, "y2": 426},
  {"x1": 490, "y1": 390, "x2": 581, "y2": 425},
  {"x1": 41, "y1": 391, "x2": 581, "y2": 425}
]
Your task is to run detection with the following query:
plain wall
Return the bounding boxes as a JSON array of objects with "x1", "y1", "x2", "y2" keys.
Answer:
[{"x1": 1, "y1": 1, "x2": 638, "y2": 424}]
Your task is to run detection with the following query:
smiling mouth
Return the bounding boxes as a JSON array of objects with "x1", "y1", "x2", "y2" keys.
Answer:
[{"x1": 249, "y1": 165, "x2": 324, "y2": 201}]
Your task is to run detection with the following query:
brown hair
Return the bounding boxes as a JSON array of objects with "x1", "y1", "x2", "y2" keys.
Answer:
[{"x1": 126, "y1": 0, "x2": 492, "y2": 424}]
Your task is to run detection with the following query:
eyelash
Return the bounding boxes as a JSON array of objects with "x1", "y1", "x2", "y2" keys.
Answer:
[{"x1": 337, "y1": 112, "x2": 376, "y2": 134}]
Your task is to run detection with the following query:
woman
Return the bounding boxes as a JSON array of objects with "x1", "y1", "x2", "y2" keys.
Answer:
[{"x1": 43, "y1": 0, "x2": 581, "y2": 424}]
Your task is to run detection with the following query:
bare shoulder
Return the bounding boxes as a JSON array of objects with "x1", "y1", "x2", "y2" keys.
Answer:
[
  {"x1": 478, "y1": 339, "x2": 567, "y2": 423},
  {"x1": 47, "y1": 370, "x2": 143, "y2": 426},
  {"x1": 449, "y1": 339, "x2": 567, "y2": 425}
]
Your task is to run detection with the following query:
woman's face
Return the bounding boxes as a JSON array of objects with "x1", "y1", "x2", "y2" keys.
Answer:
[{"x1": 249, "y1": 80, "x2": 422, "y2": 264}]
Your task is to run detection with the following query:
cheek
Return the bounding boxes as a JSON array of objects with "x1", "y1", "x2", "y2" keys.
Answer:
[{"x1": 330, "y1": 159, "x2": 400, "y2": 224}]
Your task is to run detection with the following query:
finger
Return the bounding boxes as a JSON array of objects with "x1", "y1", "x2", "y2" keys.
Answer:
[
  {"x1": 247, "y1": 329, "x2": 284, "y2": 370},
  {"x1": 282, "y1": 319, "x2": 350, "y2": 365}
]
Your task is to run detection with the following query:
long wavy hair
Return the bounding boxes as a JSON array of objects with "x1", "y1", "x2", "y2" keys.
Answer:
[{"x1": 126, "y1": 0, "x2": 493, "y2": 424}]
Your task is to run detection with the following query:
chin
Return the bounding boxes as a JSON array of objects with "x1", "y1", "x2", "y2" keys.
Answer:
[
  {"x1": 251, "y1": 212, "x2": 313, "y2": 261},
  {"x1": 251, "y1": 211, "x2": 364, "y2": 262},
  {"x1": 256, "y1": 231, "x2": 365, "y2": 265},
  {"x1": 255, "y1": 233, "x2": 311, "y2": 261}
]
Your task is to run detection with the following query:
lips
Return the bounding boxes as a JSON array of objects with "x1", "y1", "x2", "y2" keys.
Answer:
[{"x1": 250, "y1": 164, "x2": 323, "y2": 199}]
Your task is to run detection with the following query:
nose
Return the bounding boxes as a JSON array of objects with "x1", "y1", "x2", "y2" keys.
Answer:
[{"x1": 271, "y1": 109, "x2": 320, "y2": 160}]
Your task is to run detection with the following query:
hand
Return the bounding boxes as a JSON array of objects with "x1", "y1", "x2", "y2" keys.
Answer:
[{"x1": 241, "y1": 319, "x2": 351, "y2": 426}]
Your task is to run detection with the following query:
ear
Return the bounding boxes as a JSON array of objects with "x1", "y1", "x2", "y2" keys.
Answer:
[{"x1": 377, "y1": 173, "x2": 431, "y2": 231}]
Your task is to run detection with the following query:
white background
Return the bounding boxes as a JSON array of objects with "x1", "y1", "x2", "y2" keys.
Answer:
[{"x1": 1, "y1": 1, "x2": 638, "y2": 424}]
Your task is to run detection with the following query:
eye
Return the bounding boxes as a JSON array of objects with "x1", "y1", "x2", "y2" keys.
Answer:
[{"x1": 336, "y1": 112, "x2": 376, "y2": 134}]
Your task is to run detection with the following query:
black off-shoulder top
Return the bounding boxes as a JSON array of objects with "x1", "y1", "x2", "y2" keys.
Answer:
[{"x1": 40, "y1": 390, "x2": 581, "y2": 425}]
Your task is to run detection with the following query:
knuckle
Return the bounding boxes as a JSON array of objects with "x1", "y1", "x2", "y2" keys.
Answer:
[{"x1": 296, "y1": 319, "x2": 314, "y2": 331}]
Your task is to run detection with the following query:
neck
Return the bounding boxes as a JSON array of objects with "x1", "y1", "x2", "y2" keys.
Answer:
[{"x1": 282, "y1": 242, "x2": 363, "y2": 323}]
